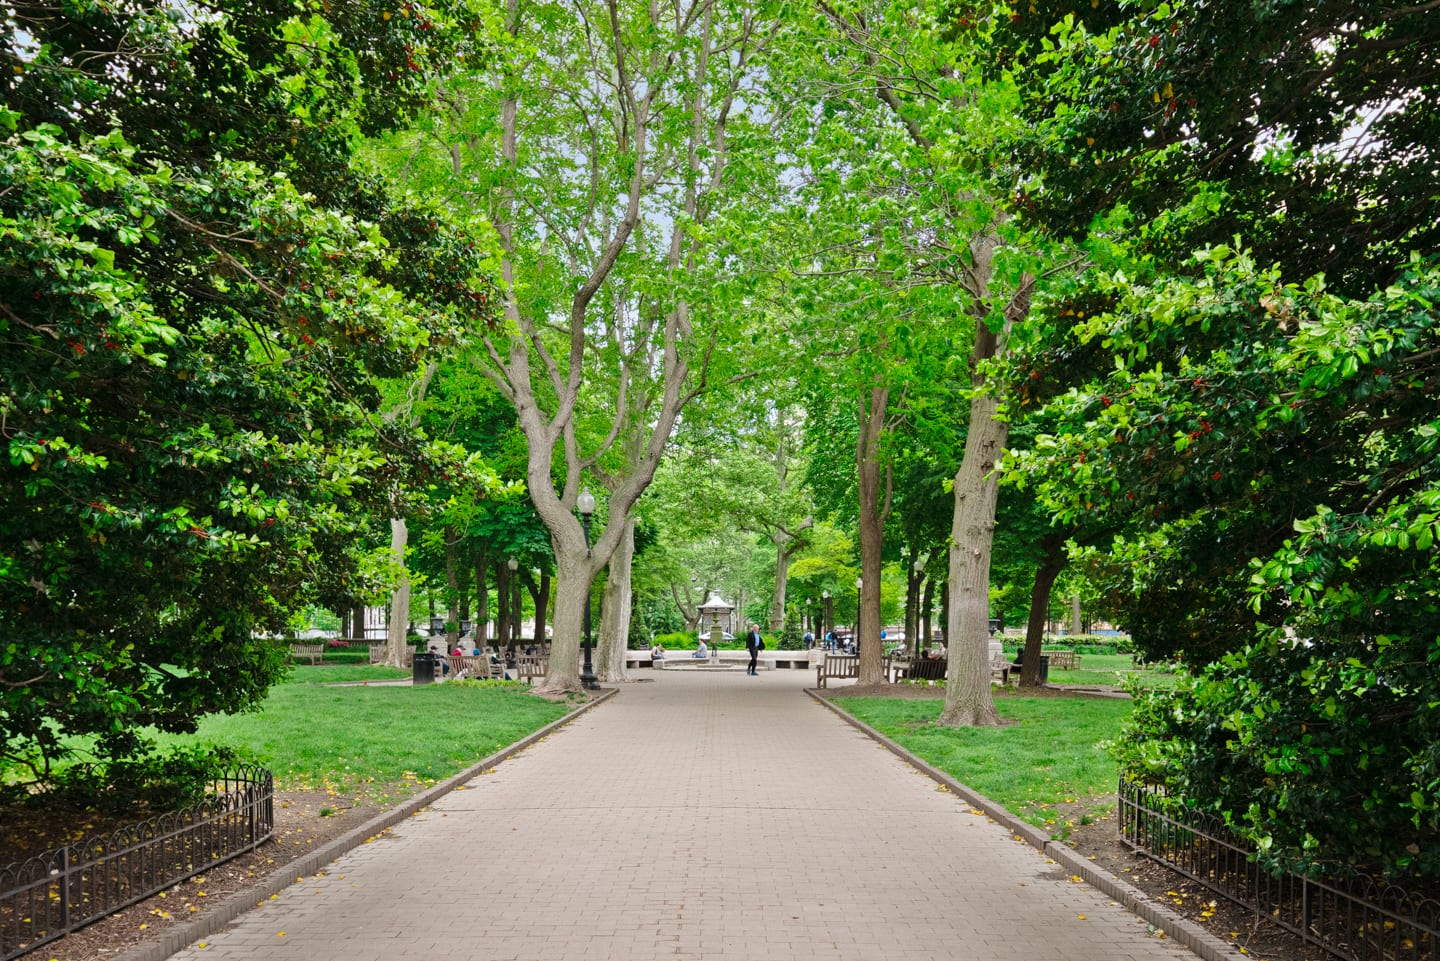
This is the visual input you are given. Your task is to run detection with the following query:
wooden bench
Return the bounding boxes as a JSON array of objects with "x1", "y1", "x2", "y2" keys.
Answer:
[
  {"x1": 447, "y1": 654, "x2": 511, "y2": 680},
  {"x1": 894, "y1": 655, "x2": 1010, "y2": 684},
  {"x1": 290, "y1": 643, "x2": 323, "y2": 665},
  {"x1": 1041, "y1": 649, "x2": 1081, "y2": 670},
  {"x1": 516, "y1": 654, "x2": 548, "y2": 683},
  {"x1": 816, "y1": 655, "x2": 859, "y2": 688}
]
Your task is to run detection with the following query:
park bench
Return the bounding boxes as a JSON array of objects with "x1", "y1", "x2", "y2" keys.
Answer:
[
  {"x1": 516, "y1": 654, "x2": 549, "y2": 683},
  {"x1": 369, "y1": 643, "x2": 387, "y2": 664},
  {"x1": 815, "y1": 655, "x2": 859, "y2": 688},
  {"x1": 906, "y1": 657, "x2": 947, "y2": 681},
  {"x1": 895, "y1": 655, "x2": 1010, "y2": 684},
  {"x1": 290, "y1": 643, "x2": 323, "y2": 665},
  {"x1": 447, "y1": 654, "x2": 510, "y2": 680},
  {"x1": 1042, "y1": 649, "x2": 1080, "y2": 670}
]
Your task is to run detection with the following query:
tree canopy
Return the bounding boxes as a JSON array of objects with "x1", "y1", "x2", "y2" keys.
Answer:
[{"x1": 1, "y1": 0, "x2": 497, "y2": 776}]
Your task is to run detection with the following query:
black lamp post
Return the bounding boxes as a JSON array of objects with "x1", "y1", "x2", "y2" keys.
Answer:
[
  {"x1": 912, "y1": 557, "x2": 924, "y2": 657},
  {"x1": 577, "y1": 488, "x2": 599, "y2": 690},
  {"x1": 855, "y1": 577, "x2": 862, "y2": 655},
  {"x1": 822, "y1": 590, "x2": 831, "y2": 649}
]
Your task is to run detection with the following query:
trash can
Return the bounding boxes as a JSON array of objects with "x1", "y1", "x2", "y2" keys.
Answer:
[
  {"x1": 413, "y1": 652, "x2": 438, "y2": 685},
  {"x1": 1037, "y1": 655, "x2": 1050, "y2": 684}
]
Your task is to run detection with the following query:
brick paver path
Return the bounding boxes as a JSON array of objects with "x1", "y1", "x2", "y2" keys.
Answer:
[{"x1": 169, "y1": 670, "x2": 1198, "y2": 961}]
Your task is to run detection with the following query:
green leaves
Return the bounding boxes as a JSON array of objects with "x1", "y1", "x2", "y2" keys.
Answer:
[{"x1": 1, "y1": 0, "x2": 501, "y2": 781}]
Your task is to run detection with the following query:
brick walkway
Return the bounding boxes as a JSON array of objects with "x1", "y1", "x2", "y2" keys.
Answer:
[{"x1": 168, "y1": 670, "x2": 1200, "y2": 961}]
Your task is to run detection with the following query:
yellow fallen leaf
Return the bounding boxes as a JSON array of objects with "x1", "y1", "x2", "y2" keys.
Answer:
[{"x1": 1077, "y1": 914, "x2": 1087, "y2": 920}]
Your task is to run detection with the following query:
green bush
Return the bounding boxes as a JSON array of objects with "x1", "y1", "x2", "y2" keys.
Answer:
[
  {"x1": 653, "y1": 631, "x2": 696, "y2": 650},
  {"x1": 778, "y1": 617, "x2": 803, "y2": 650},
  {"x1": 1045, "y1": 634, "x2": 1134, "y2": 654},
  {"x1": 1112, "y1": 632, "x2": 1440, "y2": 881},
  {"x1": 2, "y1": 744, "x2": 246, "y2": 814}
]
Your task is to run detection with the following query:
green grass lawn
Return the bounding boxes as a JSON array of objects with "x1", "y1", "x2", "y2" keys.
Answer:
[
  {"x1": 154, "y1": 673, "x2": 574, "y2": 802},
  {"x1": 281, "y1": 664, "x2": 412, "y2": 684},
  {"x1": 836, "y1": 694, "x2": 1132, "y2": 837}
]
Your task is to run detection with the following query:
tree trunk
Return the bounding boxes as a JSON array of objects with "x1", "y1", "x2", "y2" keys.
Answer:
[
  {"x1": 1020, "y1": 534, "x2": 1067, "y2": 688},
  {"x1": 385, "y1": 519, "x2": 412, "y2": 667},
  {"x1": 855, "y1": 383, "x2": 890, "y2": 685},
  {"x1": 769, "y1": 537, "x2": 790, "y2": 633},
  {"x1": 921, "y1": 576, "x2": 933, "y2": 644},
  {"x1": 445, "y1": 525, "x2": 459, "y2": 648},
  {"x1": 495, "y1": 558, "x2": 509, "y2": 652},
  {"x1": 527, "y1": 569, "x2": 550, "y2": 648},
  {"x1": 938, "y1": 272, "x2": 1034, "y2": 727},
  {"x1": 937, "y1": 384, "x2": 1007, "y2": 727},
  {"x1": 475, "y1": 551, "x2": 490, "y2": 648},
  {"x1": 598, "y1": 518, "x2": 636, "y2": 682},
  {"x1": 904, "y1": 554, "x2": 920, "y2": 655}
]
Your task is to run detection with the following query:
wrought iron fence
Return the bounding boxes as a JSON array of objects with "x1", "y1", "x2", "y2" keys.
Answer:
[
  {"x1": 0, "y1": 766, "x2": 273, "y2": 961},
  {"x1": 1119, "y1": 780, "x2": 1438, "y2": 961}
]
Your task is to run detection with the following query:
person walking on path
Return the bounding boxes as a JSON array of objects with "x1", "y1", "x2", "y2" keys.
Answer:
[{"x1": 744, "y1": 622, "x2": 763, "y2": 675}]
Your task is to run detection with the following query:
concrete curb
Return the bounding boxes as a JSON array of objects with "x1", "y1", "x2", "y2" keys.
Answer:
[
  {"x1": 112, "y1": 687, "x2": 618, "y2": 961},
  {"x1": 806, "y1": 688, "x2": 1246, "y2": 961}
]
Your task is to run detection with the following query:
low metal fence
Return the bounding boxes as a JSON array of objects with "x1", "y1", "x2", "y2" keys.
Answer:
[
  {"x1": 0, "y1": 766, "x2": 273, "y2": 961},
  {"x1": 1119, "y1": 780, "x2": 1438, "y2": 961}
]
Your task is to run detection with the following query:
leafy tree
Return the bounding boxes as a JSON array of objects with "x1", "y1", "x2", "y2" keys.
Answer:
[
  {"x1": 994, "y1": 1, "x2": 1440, "y2": 879},
  {"x1": 1, "y1": 0, "x2": 496, "y2": 777},
  {"x1": 377, "y1": 0, "x2": 782, "y2": 691}
]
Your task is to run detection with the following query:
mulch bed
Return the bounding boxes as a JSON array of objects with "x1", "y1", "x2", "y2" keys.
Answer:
[{"x1": 1, "y1": 791, "x2": 381, "y2": 961}]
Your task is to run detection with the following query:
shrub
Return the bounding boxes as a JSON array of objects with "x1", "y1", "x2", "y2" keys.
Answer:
[
  {"x1": 1112, "y1": 633, "x2": 1440, "y2": 881},
  {"x1": 653, "y1": 631, "x2": 696, "y2": 650},
  {"x1": 3, "y1": 745, "x2": 246, "y2": 814},
  {"x1": 778, "y1": 617, "x2": 803, "y2": 650}
]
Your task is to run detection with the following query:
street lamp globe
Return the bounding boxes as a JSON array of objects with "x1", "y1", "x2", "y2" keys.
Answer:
[{"x1": 577, "y1": 488, "x2": 596, "y2": 516}]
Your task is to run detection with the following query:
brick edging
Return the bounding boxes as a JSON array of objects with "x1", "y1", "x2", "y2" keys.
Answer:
[
  {"x1": 111, "y1": 688, "x2": 618, "y2": 961},
  {"x1": 805, "y1": 689, "x2": 1246, "y2": 961}
]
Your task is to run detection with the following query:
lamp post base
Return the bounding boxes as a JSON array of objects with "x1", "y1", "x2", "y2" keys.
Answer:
[{"x1": 581, "y1": 640, "x2": 599, "y2": 690}]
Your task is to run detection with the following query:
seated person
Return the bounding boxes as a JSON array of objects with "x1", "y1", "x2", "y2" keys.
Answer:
[
  {"x1": 650, "y1": 643, "x2": 666, "y2": 660},
  {"x1": 426, "y1": 641, "x2": 451, "y2": 676},
  {"x1": 694, "y1": 638, "x2": 709, "y2": 658}
]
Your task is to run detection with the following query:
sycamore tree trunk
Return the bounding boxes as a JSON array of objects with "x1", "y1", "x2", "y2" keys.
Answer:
[
  {"x1": 598, "y1": 518, "x2": 635, "y2": 681},
  {"x1": 938, "y1": 384, "x2": 1007, "y2": 726},
  {"x1": 768, "y1": 533, "x2": 810, "y2": 633},
  {"x1": 384, "y1": 518, "x2": 412, "y2": 667},
  {"x1": 938, "y1": 273, "x2": 1034, "y2": 728},
  {"x1": 855, "y1": 382, "x2": 891, "y2": 685}
]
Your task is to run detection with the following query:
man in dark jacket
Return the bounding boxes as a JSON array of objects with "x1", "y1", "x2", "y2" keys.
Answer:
[{"x1": 744, "y1": 623, "x2": 763, "y2": 676}]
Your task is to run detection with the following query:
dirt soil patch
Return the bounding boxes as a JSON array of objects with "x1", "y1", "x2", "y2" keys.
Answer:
[{"x1": 2, "y1": 791, "x2": 381, "y2": 961}]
